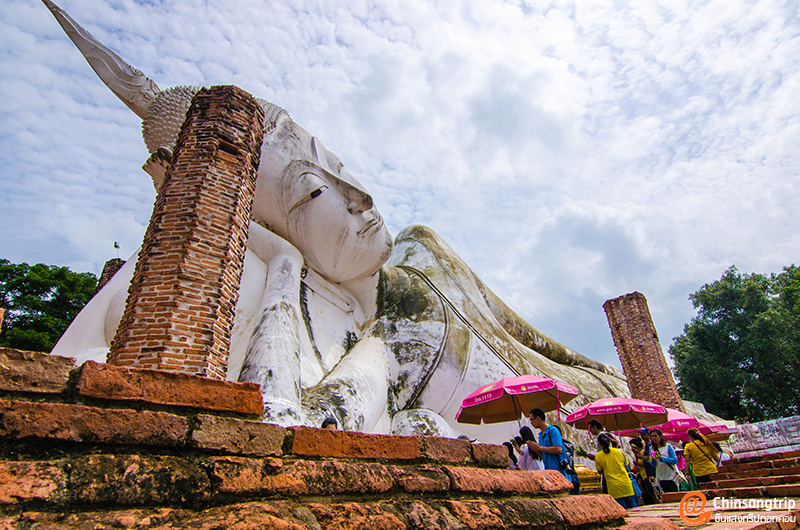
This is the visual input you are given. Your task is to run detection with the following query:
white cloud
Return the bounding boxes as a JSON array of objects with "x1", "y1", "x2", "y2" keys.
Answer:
[{"x1": 1, "y1": 0, "x2": 799, "y2": 372}]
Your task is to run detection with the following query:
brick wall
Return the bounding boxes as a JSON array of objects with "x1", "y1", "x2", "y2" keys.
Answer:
[
  {"x1": 0, "y1": 348, "x2": 641, "y2": 530},
  {"x1": 603, "y1": 292, "x2": 685, "y2": 412},
  {"x1": 108, "y1": 86, "x2": 264, "y2": 379}
]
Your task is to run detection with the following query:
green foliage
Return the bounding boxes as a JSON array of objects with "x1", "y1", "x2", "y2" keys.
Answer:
[
  {"x1": 669, "y1": 265, "x2": 800, "y2": 422},
  {"x1": 0, "y1": 259, "x2": 97, "y2": 352}
]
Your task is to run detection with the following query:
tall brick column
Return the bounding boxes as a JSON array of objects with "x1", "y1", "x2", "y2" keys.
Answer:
[
  {"x1": 108, "y1": 85, "x2": 265, "y2": 380},
  {"x1": 603, "y1": 292, "x2": 685, "y2": 412}
]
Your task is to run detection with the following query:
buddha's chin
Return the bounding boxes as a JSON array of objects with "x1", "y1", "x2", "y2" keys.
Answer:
[{"x1": 314, "y1": 235, "x2": 393, "y2": 285}]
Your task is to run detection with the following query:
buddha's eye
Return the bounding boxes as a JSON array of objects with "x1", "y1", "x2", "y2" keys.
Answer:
[{"x1": 288, "y1": 172, "x2": 328, "y2": 213}]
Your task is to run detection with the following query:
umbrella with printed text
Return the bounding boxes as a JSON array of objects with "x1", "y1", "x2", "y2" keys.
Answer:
[
  {"x1": 662, "y1": 420, "x2": 733, "y2": 443},
  {"x1": 455, "y1": 375, "x2": 579, "y2": 425},
  {"x1": 617, "y1": 408, "x2": 700, "y2": 438},
  {"x1": 565, "y1": 397, "x2": 668, "y2": 433}
]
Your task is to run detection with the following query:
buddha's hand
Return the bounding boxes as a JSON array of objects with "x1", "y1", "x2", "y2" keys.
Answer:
[
  {"x1": 248, "y1": 221, "x2": 303, "y2": 270},
  {"x1": 248, "y1": 221, "x2": 304, "y2": 298}
]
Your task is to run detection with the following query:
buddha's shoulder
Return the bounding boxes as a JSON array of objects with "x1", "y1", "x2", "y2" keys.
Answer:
[{"x1": 388, "y1": 225, "x2": 475, "y2": 282}]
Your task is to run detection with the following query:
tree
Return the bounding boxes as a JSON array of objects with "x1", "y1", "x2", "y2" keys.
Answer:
[
  {"x1": 669, "y1": 265, "x2": 800, "y2": 422},
  {"x1": 0, "y1": 259, "x2": 97, "y2": 352}
]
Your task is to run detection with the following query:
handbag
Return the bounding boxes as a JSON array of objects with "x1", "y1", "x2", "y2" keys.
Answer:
[
  {"x1": 675, "y1": 467, "x2": 689, "y2": 484},
  {"x1": 624, "y1": 455, "x2": 643, "y2": 498}
]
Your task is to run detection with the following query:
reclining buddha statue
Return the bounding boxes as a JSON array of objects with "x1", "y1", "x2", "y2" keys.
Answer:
[{"x1": 46, "y1": 0, "x2": 628, "y2": 444}]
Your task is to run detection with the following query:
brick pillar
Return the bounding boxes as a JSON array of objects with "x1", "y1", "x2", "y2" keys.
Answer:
[
  {"x1": 603, "y1": 292, "x2": 685, "y2": 412},
  {"x1": 93, "y1": 258, "x2": 125, "y2": 296},
  {"x1": 108, "y1": 85, "x2": 265, "y2": 380}
]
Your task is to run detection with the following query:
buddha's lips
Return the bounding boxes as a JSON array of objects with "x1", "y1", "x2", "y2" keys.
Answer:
[{"x1": 357, "y1": 214, "x2": 383, "y2": 237}]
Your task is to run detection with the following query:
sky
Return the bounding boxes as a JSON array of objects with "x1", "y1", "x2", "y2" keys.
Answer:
[{"x1": 1, "y1": 0, "x2": 798, "y2": 371}]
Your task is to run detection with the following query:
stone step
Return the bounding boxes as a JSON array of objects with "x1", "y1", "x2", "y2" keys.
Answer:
[
  {"x1": 662, "y1": 483, "x2": 800, "y2": 503},
  {"x1": 735, "y1": 449, "x2": 800, "y2": 464},
  {"x1": 721, "y1": 456, "x2": 800, "y2": 474},
  {"x1": 713, "y1": 464, "x2": 800, "y2": 481},
  {"x1": 699, "y1": 473, "x2": 800, "y2": 490}
]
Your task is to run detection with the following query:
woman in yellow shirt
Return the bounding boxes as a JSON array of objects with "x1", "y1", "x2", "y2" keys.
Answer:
[
  {"x1": 684, "y1": 428, "x2": 719, "y2": 483},
  {"x1": 595, "y1": 434, "x2": 638, "y2": 509}
]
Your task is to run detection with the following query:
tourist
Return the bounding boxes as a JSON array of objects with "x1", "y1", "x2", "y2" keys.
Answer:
[
  {"x1": 553, "y1": 425, "x2": 581, "y2": 494},
  {"x1": 585, "y1": 419, "x2": 619, "y2": 459},
  {"x1": 649, "y1": 428, "x2": 680, "y2": 492},
  {"x1": 713, "y1": 442, "x2": 731, "y2": 467},
  {"x1": 637, "y1": 428, "x2": 661, "y2": 499},
  {"x1": 630, "y1": 437, "x2": 658, "y2": 504},
  {"x1": 321, "y1": 417, "x2": 338, "y2": 431},
  {"x1": 502, "y1": 441, "x2": 519, "y2": 470},
  {"x1": 583, "y1": 419, "x2": 619, "y2": 494},
  {"x1": 594, "y1": 433, "x2": 638, "y2": 509},
  {"x1": 518, "y1": 427, "x2": 545, "y2": 471},
  {"x1": 526, "y1": 408, "x2": 568, "y2": 477},
  {"x1": 684, "y1": 428, "x2": 719, "y2": 483}
]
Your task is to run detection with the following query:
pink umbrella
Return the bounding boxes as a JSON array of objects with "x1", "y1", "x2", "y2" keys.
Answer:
[
  {"x1": 617, "y1": 408, "x2": 700, "y2": 438},
  {"x1": 565, "y1": 397, "x2": 668, "y2": 432},
  {"x1": 663, "y1": 421, "x2": 731, "y2": 443},
  {"x1": 456, "y1": 375, "x2": 579, "y2": 425}
]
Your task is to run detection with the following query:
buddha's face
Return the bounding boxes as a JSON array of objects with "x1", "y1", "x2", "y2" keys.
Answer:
[{"x1": 252, "y1": 118, "x2": 393, "y2": 283}]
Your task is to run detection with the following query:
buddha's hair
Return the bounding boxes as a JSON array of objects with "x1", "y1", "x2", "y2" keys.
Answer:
[{"x1": 142, "y1": 86, "x2": 289, "y2": 153}]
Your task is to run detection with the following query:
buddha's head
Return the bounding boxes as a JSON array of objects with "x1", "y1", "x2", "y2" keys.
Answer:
[{"x1": 253, "y1": 114, "x2": 393, "y2": 283}]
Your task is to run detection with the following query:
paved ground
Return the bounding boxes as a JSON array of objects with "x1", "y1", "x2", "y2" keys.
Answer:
[{"x1": 624, "y1": 497, "x2": 800, "y2": 530}]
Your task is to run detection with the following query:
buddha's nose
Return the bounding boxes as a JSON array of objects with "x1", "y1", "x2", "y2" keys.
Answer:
[{"x1": 346, "y1": 189, "x2": 374, "y2": 214}]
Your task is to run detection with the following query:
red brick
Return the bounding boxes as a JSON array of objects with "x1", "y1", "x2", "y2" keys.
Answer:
[
  {"x1": 772, "y1": 465, "x2": 800, "y2": 476},
  {"x1": 289, "y1": 426, "x2": 420, "y2": 460},
  {"x1": 733, "y1": 487, "x2": 766, "y2": 498},
  {"x1": 615, "y1": 517, "x2": 681, "y2": 530},
  {"x1": 16, "y1": 501, "x2": 308, "y2": 529},
  {"x1": 0, "y1": 399, "x2": 187, "y2": 446},
  {"x1": 307, "y1": 502, "x2": 405, "y2": 530},
  {"x1": 549, "y1": 494, "x2": 627, "y2": 526},
  {"x1": 716, "y1": 477, "x2": 765, "y2": 489},
  {"x1": 395, "y1": 500, "x2": 460, "y2": 530},
  {"x1": 472, "y1": 442, "x2": 509, "y2": 468},
  {"x1": 211, "y1": 458, "x2": 394, "y2": 496},
  {"x1": 0, "y1": 349, "x2": 75, "y2": 394},
  {"x1": 0, "y1": 516, "x2": 17, "y2": 530},
  {"x1": 421, "y1": 436, "x2": 470, "y2": 463},
  {"x1": 494, "y1": 498, "x2": 565, "y2": 528},
  {"x1": 77, "y1": 361, "x2": 262, "y2": 415},
  {"x1": 209, "y1": 456, "x2": 286, "y2": 494},
  {"x1": 191, "y1": 414, "x2": 284, "y2": 455},
  {"x1": 388, "y1": 465, "x2": 451, "y2": 493},
  {"x1": 70, "y1": 454, "x2": 210, "y2": 504},
  {"x1": 444, "y1": 466, "x2": 545, "y2": 494},
  {"x1": 530, "y1": 469, "x2": 574, "y2": 492},
  {"x1": 765, "y1": 484, "x2": 800, "y2": 497},
  {"x1": 0, "y1": 461, "x2": 65, "y2": 504},
  {"x1": 762, "y1": 474, "x2": 800, "y2": 486},
  {"x1": 443, "y1": 500, "x2": 505, "y2": 529},
  {"x1": 725, "y1": 461, "x2": 774, "y2": 472},
  {"x1": 770, "y1": 457, "x2": 800, "y2": 468}
]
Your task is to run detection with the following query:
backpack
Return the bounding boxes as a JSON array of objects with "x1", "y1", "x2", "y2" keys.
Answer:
[{"x1": 561, "y1": 439, "x2": 577, "y2": 476}]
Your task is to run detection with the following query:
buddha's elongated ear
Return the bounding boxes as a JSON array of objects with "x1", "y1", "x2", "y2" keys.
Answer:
[{"x1": 43, "y1": 0, "x2": 161, "y2": 119}]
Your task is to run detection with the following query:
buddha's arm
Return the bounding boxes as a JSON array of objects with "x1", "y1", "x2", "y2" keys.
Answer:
[
  {"x1": 472, "y1": 273, "x2": 624, "y2": 378},
  {"x1": 238, "y1": 222, "x2": 306, "y2": 425}
]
